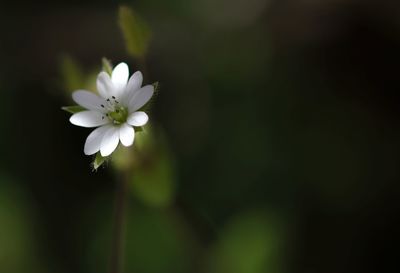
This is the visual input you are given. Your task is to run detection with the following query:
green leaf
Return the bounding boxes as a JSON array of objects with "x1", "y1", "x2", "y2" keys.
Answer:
[
  {"x1": 118, "y1": 5, "x2": 151, "y2": 59},
  {"x1": 61, "y1": 105, "x2": 86, "y2": 114},
  {"x1": 92, "y1": 153, "x2": 106, "y2": 170},
  {"x1": 102, "y1": 57, "x2": 113, "y2": 75},
  {"x1": 129, "y1": 129, "x2": 176, "y2": 208},
  {"x1": 0, "y1": 175, "x2": 42, "y2": 273},
  {"x1": 208, "y1": 210, "x2": 286, "y2": 273},
  {"x1": 59, "y1": 55, "x2": 85, "y2": 93},
  {"x1": 83, "y1": 203, "x2": 192, "y2": 273}
]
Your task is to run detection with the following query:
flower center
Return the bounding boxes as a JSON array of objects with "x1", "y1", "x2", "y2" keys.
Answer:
[
  {"x1": 108, "y1": 106, "x2": 128, "y2": 124},
  {"x1": 100, "y1": 96, "x2": 128, "y2": 124}
]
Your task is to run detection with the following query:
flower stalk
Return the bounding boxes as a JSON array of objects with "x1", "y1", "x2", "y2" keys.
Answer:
[{"x1": 110, "y1": 170, "x2": 129, "y2": 273}]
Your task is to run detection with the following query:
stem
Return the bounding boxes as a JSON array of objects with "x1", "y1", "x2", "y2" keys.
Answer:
[{"x1": 110, "y1": 171, "x2": 129, "y2": 273}]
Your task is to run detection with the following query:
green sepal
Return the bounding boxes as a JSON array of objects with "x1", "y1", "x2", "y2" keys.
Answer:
[
  {"x1": 92, "y1": 152, "x2": 107, "y2": 171},
  {"x1": 118, "y1": 5, "x2": 151, "y2": 59},
  {"x1": 152, "y1": 81, "x2": 159, "y2": 93},
  {"x1": 61, "y1": 105, "x2": 86, "y2": 114},
  {"x1": 102, "y1": 57, "x2": 113, "y2": 75}
]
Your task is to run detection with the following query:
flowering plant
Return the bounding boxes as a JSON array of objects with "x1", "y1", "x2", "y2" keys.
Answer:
[{"x1": 63, "y1": 62, "x2": 154, "y2": 159}]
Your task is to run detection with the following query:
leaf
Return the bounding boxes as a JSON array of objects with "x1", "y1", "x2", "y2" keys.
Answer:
[
  {"x1": 102, "y1": 57, "x2": 113, "y2": 75},
  {"x1": 0, "y1": 175, "x2": 36, "y2": 272},
  {"x1": 131, "y1": 152, "x2": 176, "y2": 207},
  {"x1": 208, "y1": 210, "x2": 286, "y2": 273},
  {"x1": 61, "y1": 105, "x2": 86, "y2": 114},
  {"x1": 92, "y1": 153, "x2": 106, "y2": 171},
  {"x1": 118, "y1": 6, "x2": 151, "y2": 59},
  {"x1": 59, "y1": 55, "x2": 85, "y2": 93},
  {"x1": 83, "y1": 202, "x2": 192, "y2": 273},
  {"x1": 129, "y1": 129, "x2": 176, "y2": 208}
]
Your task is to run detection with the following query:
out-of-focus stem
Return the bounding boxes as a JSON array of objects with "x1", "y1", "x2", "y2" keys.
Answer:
[{"x1": 109, "y1": 171, "x2": 129, "y2": 273}]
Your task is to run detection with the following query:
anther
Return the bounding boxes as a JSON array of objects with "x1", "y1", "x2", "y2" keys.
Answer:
[
  {"x1": 101, "y1": 104, "x2": 105, "y2": 108},
  {"x1": 112, "y1": 96, "x2": 116, "y2": 99}
]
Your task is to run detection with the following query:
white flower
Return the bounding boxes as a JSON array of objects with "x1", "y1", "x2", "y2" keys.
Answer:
[{"x1": 69, "y1": 62, "x2": 154, "y2": 157}]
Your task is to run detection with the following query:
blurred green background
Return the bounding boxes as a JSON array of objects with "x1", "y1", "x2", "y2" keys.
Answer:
[{"x1": 1, "y1": 0, "x2": 400, "y2": 272}]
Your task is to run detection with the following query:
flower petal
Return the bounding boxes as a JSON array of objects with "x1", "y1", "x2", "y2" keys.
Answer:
[
  {"x1": 128, "y1": 85, "x2": 154, "y2": 112},
  {"x1": 112, "y1": 62, "x2": 129, "y2": 86},
  {"x1": 124, "y1": 71, "x2": 143, "y2": 101},
  {"x1": 100, "y1": 126, "x2": 120, "y2": 157},
  {"x1": 97, "y1": 72, "x2": 115, "y2": 98},
  {"x1": 84, "y1": 125, "x2": 110, "y2": 155},
  {"x1": 111, "y1": 62, "x2": 129, "y2": 98},
  {"x1": 70, "y1": 111, "x2": 109, "y2": 128},
  {"x1": 127, "y1": 111, "x2": 149, "y2": 127},
  {"x1": 119, "y1": 123, "x2": 135, "y2": 147},
  {"x1": 72, "y1": 90, "x2": 106, "y2": 112}
]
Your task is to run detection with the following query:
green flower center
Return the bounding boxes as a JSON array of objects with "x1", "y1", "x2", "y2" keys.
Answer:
[{"x1": 108, "y1": 106, "x2": 128, "y2": 124}]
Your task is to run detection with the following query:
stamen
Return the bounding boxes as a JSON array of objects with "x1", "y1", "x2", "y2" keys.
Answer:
[
  {"x1": 112, "y1": 96, "x2": 116, "y2": 99},
  {"x1": 101, "y1": 104, "x2": 105, "y2": 108}
]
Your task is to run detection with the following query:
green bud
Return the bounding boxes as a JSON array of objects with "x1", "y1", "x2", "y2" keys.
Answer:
[
  {"x1": 102, "y1": 58, "x2": 113, "y2": 75},
  {"x1": 92, "y1": 152, "x2": 107, "y2": 170},
  {"x1": 118, "y1": 5, "x2": 151, "y2": 59}
]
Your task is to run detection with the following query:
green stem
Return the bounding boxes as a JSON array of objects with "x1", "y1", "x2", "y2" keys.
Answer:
[{"x1": 109, "y1": 172, "x2": 129, "y2": 273}]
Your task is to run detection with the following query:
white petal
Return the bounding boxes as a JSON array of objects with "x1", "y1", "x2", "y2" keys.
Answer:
[
  {"x1": 97, "y1": 72, "x2": 115, "y2": 98},
  {"x1": 124, "y1": 71, "x2": 143, "y2": 101},
  {"x1": 70, "y1": 111, "x2": 109, "y2": 128},
  {"x1": 119, "y1": 123, "x2": 135, "y2": 147},
  {"x1": 111, "y1": 63, "x2": 129, "y2": 97},
  {"x1": 127, "y1": 111, "x2": 149, "y2": 127},
  {"x1": 128, "y1": 85, "x2": 154, "y2": 112},
  {"x1": 84, "y1": 125, "x2": 110, "y2": 155},
  {"x1": 72, "y1": 90, "x2": 106, "y2": 112},
  {"x1": 100, "y1": 127, "x2": 120, "y2": 157},
  {"x1": 112, "y1": 63, "x2": 129, "y2": 86}
]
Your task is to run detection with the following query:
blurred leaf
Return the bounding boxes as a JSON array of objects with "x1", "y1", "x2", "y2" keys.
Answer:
[
  {"x1": 84, "y1": 202, "x2": 191, "y2": 273},
  {"x1": 0, "y1": 174, "x2": 43, "y2": 273},
  {"x1": 59, "y1": 55, "x2": 85, "y2": 93},
  {"x1": 118, "y1": 6, "x2": 151, "y2": 59},
  {"x1": 102, "y1": 57, "x2": 113, "y2": 75},
  {"x1": 208, "y1": 210, "x2": 286, "y2": 273},
  {"x1": 111, "y1": 145, "x2": 134, "y2": 172},
  {"x1": 61, "y1": 105, "x2": 86, "y2": 114},
  {"x1": 93, "y1": 153, "x2": 106, "y2": 170},
  {"x1": 128, "y1": 129, "x2": 176, "y2": 208},
  {"x1": 130, "y1": 150, "x2": 175, "y2": 208},
  {"x1": 59, "y1": 55, "x2": 99, "y2": 97}
]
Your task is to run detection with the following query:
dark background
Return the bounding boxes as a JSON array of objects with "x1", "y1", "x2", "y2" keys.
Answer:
[{"x1": 1, "y1": 0, "x2": 400, "y2": 273}]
